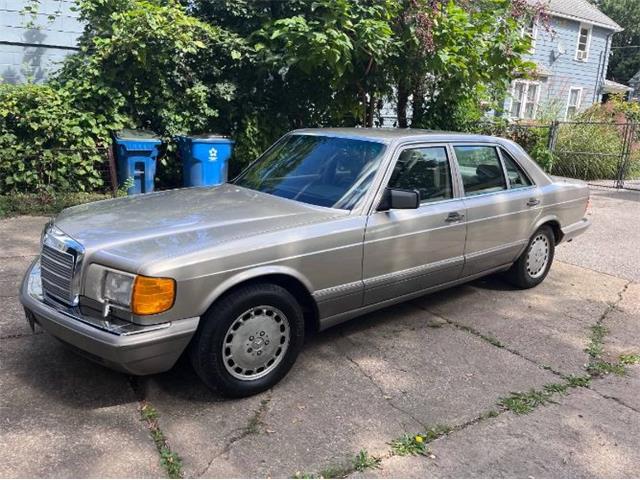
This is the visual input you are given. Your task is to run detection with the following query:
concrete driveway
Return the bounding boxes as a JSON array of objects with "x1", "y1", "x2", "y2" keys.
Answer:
[{"x1": 1, "y1": 188, "x2": 639, "y2": 478}]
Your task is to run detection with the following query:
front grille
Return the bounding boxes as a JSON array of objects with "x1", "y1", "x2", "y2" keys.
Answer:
[{"x1": 41, "y1": 243, "x2": 77, "y2": 305}]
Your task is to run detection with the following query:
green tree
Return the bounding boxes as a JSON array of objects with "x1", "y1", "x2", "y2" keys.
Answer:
[
  {"x1": 2, "y1": 0, "x2": 538, "y2": 190},
  {"x1": 392, "y1": 0, "x2": 535, "y2": 129},
  {"x1": 59, "y1": 0, "x2": 246, "y2": 138},
  {"x1": 595, "y1": 0, "x2": 640, "y2": 83}
]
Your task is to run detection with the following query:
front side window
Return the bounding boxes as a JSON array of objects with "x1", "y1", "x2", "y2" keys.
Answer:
[
  {"x1": 510, "y1": 81, "x2": 539, "y2": 120},
  {"x1": 388, "y1": 147, "x2": 453, "y2": 204},
  {"x1": 501, "y1": 149, "x2": 533, "y2": 189},
  {"x1": 234, "y1": 134, "x2": 386, "y2": 210},
  {"x1": 454, "y1": 146, "x2": 507, "y2": 196},
  {"x1": 566, "y1": 87, "x2": 582, "y2": 118},
  {"x1": 576, "y1": 24, "x2": 591, "y2": 61}
]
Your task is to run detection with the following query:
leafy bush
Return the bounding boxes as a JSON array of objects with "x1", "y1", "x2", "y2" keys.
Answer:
[{"x1": 0, "y1": 83, "x2": 124, "y2": 194}]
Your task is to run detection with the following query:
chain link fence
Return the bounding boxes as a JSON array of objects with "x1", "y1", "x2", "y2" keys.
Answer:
[{"x1": 469, "y1": 120, "x2": 640, "y2": 191}]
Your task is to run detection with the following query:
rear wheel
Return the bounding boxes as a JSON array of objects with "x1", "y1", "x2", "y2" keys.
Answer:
[
  {"x1": 505, "y1": 225, "x2": 555, "y2": 289},
  {"x1": 189, "y1": 283, "x2": 305, "y2": 397}
]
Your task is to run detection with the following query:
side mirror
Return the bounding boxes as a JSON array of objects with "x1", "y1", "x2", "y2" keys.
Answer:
[{"x1": 377, "y1": 188, "x2": 420, "y2": 211}]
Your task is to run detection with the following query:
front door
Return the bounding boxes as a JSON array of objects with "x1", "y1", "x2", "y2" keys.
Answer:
[{"x1": 363, "y1": 145, "x2": 467, "y2": 305}]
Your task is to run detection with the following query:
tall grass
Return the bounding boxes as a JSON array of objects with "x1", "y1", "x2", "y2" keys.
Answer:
[{"x1": 551, "y1": 123, "x2": 625, "y2": 180}]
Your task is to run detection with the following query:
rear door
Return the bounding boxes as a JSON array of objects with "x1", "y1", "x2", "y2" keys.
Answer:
[
  {"x1": 451, "y1": 144, "x2": 542, "y2": 276},
  {"x1": 362, "y1": 144, "x2": 467, "y2": 305}
]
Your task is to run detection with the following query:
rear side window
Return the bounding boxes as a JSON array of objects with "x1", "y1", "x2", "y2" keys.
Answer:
[
  {"x1": 453, "y1": 146, "x2": 507, "y2": 196},
  {"x1": 389, "y1": 146, "x2": 453, "y2": 204},
  {"x1": 501, "y1": 149, "x2": 533, "y2": 189}
]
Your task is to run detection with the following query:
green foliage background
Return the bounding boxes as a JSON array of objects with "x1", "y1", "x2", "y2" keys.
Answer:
[
  {"x1": 594, "y1": 0, "x2": 640, "y2": 84},
  {"x1": 0, "y1": 0, "x2": 536, "y2": 193}
]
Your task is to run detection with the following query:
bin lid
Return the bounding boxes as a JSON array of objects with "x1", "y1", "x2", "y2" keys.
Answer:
[
  {"x1": 115, "y1": 129, "x2": 161, "y2": 142},
  {"x1": 180, "y1": 134, "x2": 234, "y2": 144}
]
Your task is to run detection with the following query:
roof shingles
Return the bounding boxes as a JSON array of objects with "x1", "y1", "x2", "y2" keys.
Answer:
[{"x1": 530, "y1": 0, "x2": 621, "y2": 31}]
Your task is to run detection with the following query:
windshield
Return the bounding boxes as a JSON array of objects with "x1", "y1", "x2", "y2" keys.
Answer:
[{"x1": 233, "y1": 134, "x2": 386, "y2": 210}]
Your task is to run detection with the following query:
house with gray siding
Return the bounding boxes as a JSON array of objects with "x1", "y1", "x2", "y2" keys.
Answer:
[
  {"x1": 0, "y1": 0, "x2": 82, "y2": 83},
  {"x1": 507, "y1": 0, "x2": 624, "y2": 121}
]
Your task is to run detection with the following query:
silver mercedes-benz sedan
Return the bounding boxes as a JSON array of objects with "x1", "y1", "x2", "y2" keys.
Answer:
[{"x1": 20, "y1": 129, "x2": 590, "y2": 397}]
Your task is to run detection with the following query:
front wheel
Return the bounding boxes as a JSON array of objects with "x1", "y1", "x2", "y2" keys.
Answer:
[
  {"x1": 505, "y1": 225, "x2": 555, "y2": 289},
  {"x1": 189, "y1": 283, "x2": 305, "y2": 398}
]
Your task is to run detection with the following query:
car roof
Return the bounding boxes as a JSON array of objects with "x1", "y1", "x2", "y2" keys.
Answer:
[{"x1": 292, "y1": 128, "x2": 504, "y2": 144}]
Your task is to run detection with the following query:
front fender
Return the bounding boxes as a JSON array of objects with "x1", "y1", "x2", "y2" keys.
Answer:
[{"x1": 197, "y1": 265, "x2": 315, "y2": 316}]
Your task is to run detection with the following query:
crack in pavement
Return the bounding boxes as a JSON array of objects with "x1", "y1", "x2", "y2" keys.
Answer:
[
  {"x1": 197, "y1": 392, "x2": 273, "y2": 478},
  {"x1": 338, "y1": 334, "x2": 428, "y2": 430},
  {"x1": 414, "y1": 305, "x2": 567, "y2": 378},
  {"x1": 591, "y1": 388, "x2": 640, "y2": 415},
  {"x1": 554, "y1": 259, "x2": 638, "y2": 282},
  {"x1": 129, "y1": 377, "x2": 185, "y2": 478},
  {"x1": 599, "y1": 281, "x2": 631, "y2": 323}
]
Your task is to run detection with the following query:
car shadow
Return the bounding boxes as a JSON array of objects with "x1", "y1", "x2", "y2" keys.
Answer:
[{"x1": 149, "y1": 275, "x2": 519, "y2": 400}]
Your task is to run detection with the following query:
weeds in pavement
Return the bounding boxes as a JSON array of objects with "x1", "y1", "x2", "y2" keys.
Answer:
[
  {"x1": 293, "y1": 450, "x2": 381, "y2": 478},
  {"x1": 587, "y1": 360, "x2": 627, "y2": 376},
  {"x1": 586, "y1": 324, "x2": 607, "y2": 358},
  {"x1": 479, "y1": 410, "x2": 500, "y2": 420},
  {"x1": 389, "y1": 433, "x2": 428, "y2": 456},
  {"x1": 353, "y1": 450, "x2": 381, "y2": 472},
  {"x1": 245, "y1": 399, "x2": 270, "y2": 434},
  {"x1": 619, "y1": 354, "x2": 640, "y2": 365},
  {"x1": 499, "y1": 388, "x2": 556, "y2": 414},
  {"x1": 139, "y1": 401, "x2": 183, "y2": 478},
  {"x1": 584, "y1": 320, "x2": 632, "y2": 377},
  {"x1": 565, "y1": 374, "x2": 591, "y2": 387},
  {"x1": 389, "y1": 425, "x2": 451, "y2": 456}
]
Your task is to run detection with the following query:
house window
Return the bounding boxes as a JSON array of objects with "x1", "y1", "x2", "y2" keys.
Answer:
[
  {"x1": 566, "y1": 87, "x2": 583, "y2": 118},
  {"x1": 510, "y1": 81, "x2": 540, "y2": 120},
  {"x1": 522, "y1": 18, "x2": 538, "y2": 53},
  {"x1": 575, "y1": 24, "x2": 591, "y2": 61}
]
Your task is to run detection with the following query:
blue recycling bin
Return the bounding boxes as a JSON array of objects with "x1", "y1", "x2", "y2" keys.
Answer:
[
  {"x1": 114, "y1": 129, "x2": 161, "y2": 195},
  {"x1": 176, "y1": 134, "x2": 234, "y2": 187}
]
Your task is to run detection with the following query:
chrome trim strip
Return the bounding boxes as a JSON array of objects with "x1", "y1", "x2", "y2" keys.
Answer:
[
  {"x1": 312, "y1": 281, "x2": 363, "y2": 302},
  {"x1": 465, "y1": 239, "x2": 528, "y2": 260},
  {"x1": 364, "y1": 255, "x2": 464, "y2": 289},
  {"x1": 319, "y1": 263, "x2": 513, "y2": 329}
]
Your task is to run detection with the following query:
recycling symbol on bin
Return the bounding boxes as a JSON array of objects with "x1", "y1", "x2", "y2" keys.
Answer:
[{"x1": 208, "y1": 147, "x2": 218, "y2": 162}]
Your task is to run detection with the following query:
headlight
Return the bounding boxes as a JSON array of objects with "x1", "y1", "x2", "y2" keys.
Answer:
[
  {"x1": 85, "y1": 264, "x2": 175, "y2": 316},
  {"x1": 103, "y1": 271, "x2": 135, "y2": 307}
]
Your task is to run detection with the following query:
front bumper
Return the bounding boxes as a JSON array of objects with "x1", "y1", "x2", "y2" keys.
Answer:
[
  {"x1": 19, "y1": 259, "x2": 199, "y2": 375},
  {"x1": 561, "y1": 217, "x2": 591, "y2": 243}
]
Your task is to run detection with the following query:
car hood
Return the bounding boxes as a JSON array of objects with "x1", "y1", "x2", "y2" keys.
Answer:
[{"x1": 54, "y1": 184, "x2": 344, "y2": 271}]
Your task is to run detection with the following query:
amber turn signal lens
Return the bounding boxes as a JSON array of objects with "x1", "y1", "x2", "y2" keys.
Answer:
[{"x1": 131, "y1": 276, "x2": 175, "y2": 315}]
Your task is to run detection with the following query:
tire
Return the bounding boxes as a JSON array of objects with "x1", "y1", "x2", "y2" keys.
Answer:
[
  {"x1": 189, "y1": 283, "x2": 305, "y2": 398},
  {"x1": 505, "y1": 225, "x2": 555, "y2": 289}
]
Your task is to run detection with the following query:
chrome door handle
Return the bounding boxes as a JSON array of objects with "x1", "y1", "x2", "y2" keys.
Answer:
[
  {"x1": 445, "y1": 212, "x2": 464, "y2": 222},
  {"x1": 526, "y1": 198, "x2": 540, "y2": 207}
]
